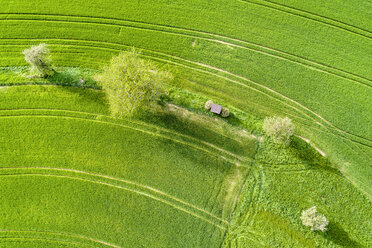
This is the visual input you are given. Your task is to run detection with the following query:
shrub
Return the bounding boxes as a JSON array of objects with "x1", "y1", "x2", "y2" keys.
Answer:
[
  {"x1": 95, "y1": 49, "x2": 173, "y2": 117},
  {"x1": 221, "y1": 107, "x2": 230, "y2": 117},
  {"x1": 205, "y1": 100, "x2": 213, "y2": 110},
  {"x1": 22, "y1": 43, "x2": 54, "y2": 78},
  {"x1": 263, "y1": 116, "x2": 294, "y2": 146},
  {"x1": 300, "y1": 206, "x2": 329, "y2": 232}
]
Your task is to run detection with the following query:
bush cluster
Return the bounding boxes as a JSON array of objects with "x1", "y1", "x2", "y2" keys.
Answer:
[
  {"x1": 221, "y1": 107, "x2": 230, "y2": 118},
  {"x1": 204, "y1": 100, "x2": 213, "y2": 110}
]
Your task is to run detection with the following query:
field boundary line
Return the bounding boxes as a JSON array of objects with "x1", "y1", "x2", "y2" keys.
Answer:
[
  {"x1": 0, "y1": 171, "x2": 227, "y2": 230},
  {"x1": 0, "y1": 166, "x2": 228, "y2": 225},
  {"x1": 1, "y1": 13, "x2": 371, "y2": 87},
  {"x1": 1, "y1": 38, "x2": 371, "y2": 147},
  {"x1": 0, "y1": 113, "x2": 245, "y2": 164},
  {"x1": 239, "y1": 0, "x2": 372, "y2": 39}
]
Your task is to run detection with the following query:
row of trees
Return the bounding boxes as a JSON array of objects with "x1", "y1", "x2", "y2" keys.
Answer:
[{"x1": 20, "y1": 44, "x2": 295, "y2": 138}]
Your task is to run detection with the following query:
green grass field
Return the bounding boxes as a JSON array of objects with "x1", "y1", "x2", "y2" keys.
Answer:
[
  {"x1": 0, "y1": 85, "x2": 258, "y2": 247},
  {"x1": 0, "y1": 0, "x2": 371, "y2": 247}
]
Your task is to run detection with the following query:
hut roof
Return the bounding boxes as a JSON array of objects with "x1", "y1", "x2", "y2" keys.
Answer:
[{"x1": 210, "y1": 104, "x2": 222, "y2": 114}]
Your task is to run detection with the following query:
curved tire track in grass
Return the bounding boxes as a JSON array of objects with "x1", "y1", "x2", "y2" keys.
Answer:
[
  {"x1": 0, "y1": 107, "x2": 245, "y2": 146},
  {"x1": 292, "y1": 115, "x2": 372, "y2": 161},
  {"x1": 141, "y1": 50, "x2": 372, "y2": 148},
  {"x1": 223, "y1": 168, "x2": 265, "y2": 246},
  {"x1": 0, "y1": 168, "x2": 228, "y2": 230},
  {"x1": 243, "y1": 168, "x2": 264, "y2": 227},
  {"x1": 0, "y1": 229, "x2": 118, "y2": 248},
  {"x1": 0, "y1": 237, "x2": 93, "y2": 247},
  {"x1": 296, "y1": 120, "x2": 372, "y2": 159},
  {"x1": 1, "y1": 14, "x2": 371, "y2": 87},
  {"x1": 239, "y1": 0, "x2": 372, "y2": 40},
  {"x1": 0, "y1": 112, "x2": 245, "y2": 164},
  {"x1": 2, "y1": 166, "x2": 229, "y2": 224}
]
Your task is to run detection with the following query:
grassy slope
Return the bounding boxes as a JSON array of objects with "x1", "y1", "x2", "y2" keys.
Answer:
[
  {"x1": 0, "y1": 0, "x2": 370, "y2": 197},
  {"x1": 0, "y1": 86, "x2": 257, "y2": 247}
]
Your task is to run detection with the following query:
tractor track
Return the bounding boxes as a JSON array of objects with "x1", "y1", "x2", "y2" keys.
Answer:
[
  {"x1": 0, "y1": 167, "x2": 228, "y2": 229},
  {"x1": 0, "y1": 13, "x2": 371, "y2": 88}
]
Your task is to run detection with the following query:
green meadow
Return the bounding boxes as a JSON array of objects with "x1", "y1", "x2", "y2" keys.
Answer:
[
  {"x1": 0, "y1": 0, "x2": 371, "y2": 247},
  {"x1": 0, "y1": 85, "x2": 258, "y2": 247}
]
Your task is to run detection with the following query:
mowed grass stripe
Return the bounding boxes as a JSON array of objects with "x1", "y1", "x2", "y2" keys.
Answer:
[
  {"x1": 0, "y1": 173, "x2": 227, "y2": 230},
  {"x1": 223, "y1": 169, "x2": 265, "y2": 245},
  {"x1": 0, "y1": 167, "x2": 228, "y2": 225},
  {"x1": 1, "y1": 14, "x2": 371, "y2": 86},
  {"x1": 133, "y1": 54, "x2": 372, "y2": 147},
  {"x1": 0, "y1": 113, "x2": 244, "y2": 164},
  {"x1": 0, "y1": 230, "x2": 120, "y2": 248},
  {"x1": 239, "y1": 0, "x2": 372, "y2": 39}
]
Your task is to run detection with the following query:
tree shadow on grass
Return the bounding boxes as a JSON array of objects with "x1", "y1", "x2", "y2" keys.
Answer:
[
  {"x1": 137, "y1": 104, "x2": 253, "y2": 157},
  {"x1": 47, "y1": 70, "x2": 100, "y2": 88},
  {"x1": 322, "y1": 222, "x2": 362, "y2": 247},
  {"x1": 58, "y1": 85, "x2": 109, "y2": 109},
  {"x1": 139, "y1": 106, "x2": 225, "y2": 144},
  {"x1": 289, "y1": 136, "x2": 341, "y2": 176}
]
